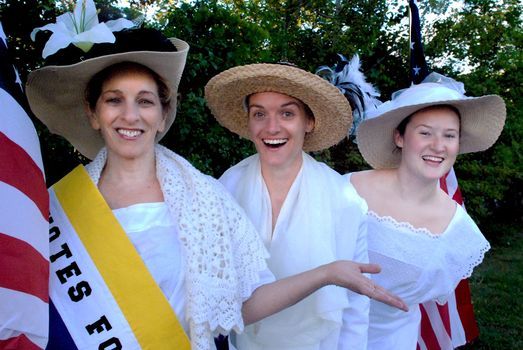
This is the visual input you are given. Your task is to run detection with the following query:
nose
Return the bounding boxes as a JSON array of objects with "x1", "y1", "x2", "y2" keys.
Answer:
[
  {"x1": 121, "y1": 102, "x2": 140, "y2": 123},
  {"x1": 266, "y1": 115, "x2": 280, "y2": 134},
  {"x1": 430, "y1": 135, "x2": 445, "y2": 152}
]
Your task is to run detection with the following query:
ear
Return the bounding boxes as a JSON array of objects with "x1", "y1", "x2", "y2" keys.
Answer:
[
  {"x1": 305, "y1": 118, "x2": 315, "y2": 133},
  {"x1": 393, "y1": 129, "x2": 404, "y2": 149},
  {"x1": 85, "y1": 105, "x2": 101, "y2": 130},
  {"x1": 157, "y1": 112, "x2": 168, "y2": 133}
]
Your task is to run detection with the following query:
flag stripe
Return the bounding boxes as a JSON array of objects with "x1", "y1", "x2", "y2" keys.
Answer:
[
  {"x1": 0, "y1": 334, "x2": 40, "y2": 350},
  {"x1": 439, "y1": 176, "x2": 448, "y2": 193},
  {"x1": 0, "y1": 132, "x2": 48, "y2": 219},
  {"x1": 452, "y1": 187, "x2": 463, "y2": 205},
  {"x1": 0, "y1": 182, "x2": 49, "y2": 258},
  {"x1": 0, "y1": 89, "x2": 44, "y2": 171},
  {"x1": 0, "y1": 233, "x2": 49, "y2": 302},
  {"x1": 1, "y1": 20, "x2": 49, "y2": 350},
  {"x1": 447, "y1": 286, "x2": 467, "y2": 346},
  {"x1": 437, "y1": 302, "x2": 451, "y2": 336},
  {"x1": 424, "y1": 302, "x2": 453, "y2": 349},
  {"x1": 420, "y1": 305, "x2": 441, "y2": 349},
  {"x1": 0, "y1": 287, "x2": 48, "y2": 349},
  {"x1": 454, "y1": 280, "x2": 479, "y2": 342}
]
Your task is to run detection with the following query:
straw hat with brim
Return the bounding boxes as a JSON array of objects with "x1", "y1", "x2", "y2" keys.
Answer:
[
  {"x1": 26, "y1": 30, "x2": 189, "y2": 159},
  {"x1": 356, "y1": 82, "x2": 506, "y2": 169},
  {"x1": 204, "y1": 63, "x2": 352, "y2": 152}
]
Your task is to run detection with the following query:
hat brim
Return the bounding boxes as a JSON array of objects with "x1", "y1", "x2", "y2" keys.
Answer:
[
  {"x1": 26, "y1": 38, "x2": 189, "y2": 159},
  {"x1": 356, "y1": 95, "x2": 506, "y2": 169},
  {"x1": 204, "y1": 64, "x2": 352, "y2": 152}
]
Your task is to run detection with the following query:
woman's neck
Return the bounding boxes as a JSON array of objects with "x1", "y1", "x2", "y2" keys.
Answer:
[
  {"x1": 260, "y1": 154, "x2": 303, "y2": 232},
  {"x1": 98, "y1": 148, "x2": 163, "y2": 209},
  {"x1": 393, "y1": 165, "x2": 440, "y2": 205},
  {"x1": 379, "y1": 167, "x2": 456, "y2": 234}
]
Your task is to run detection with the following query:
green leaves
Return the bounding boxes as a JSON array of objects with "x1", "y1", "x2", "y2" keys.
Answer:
[{"x1": 2, "y1": 0, "x2": 520, "y2": 231}]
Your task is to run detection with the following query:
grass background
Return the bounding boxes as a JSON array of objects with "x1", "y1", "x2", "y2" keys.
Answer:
[{"x1": 459, "y1": 226, "x2": 523, "y2": 349}]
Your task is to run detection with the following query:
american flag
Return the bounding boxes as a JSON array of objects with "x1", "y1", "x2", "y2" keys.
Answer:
[
  {"x1": 0, "y1": 22, "x2": 49, "y2": 349},
  {"x1": 408, "y1": 1, "x2": 480, "y2": 349}
]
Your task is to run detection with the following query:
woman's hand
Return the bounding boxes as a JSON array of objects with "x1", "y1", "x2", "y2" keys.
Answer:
[
  {"x1": 322, "y1": 260, "x2": 408, "y2": 312},
  {"x1": 243, "y1": 260, "x2": 407, "y2": 325}
]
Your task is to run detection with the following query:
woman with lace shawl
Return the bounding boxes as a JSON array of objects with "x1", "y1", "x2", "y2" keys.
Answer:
[
  {"x1": 26, "y1": 4, "x2": 405, "y2": 349},
  {"x1": 348, "y1": 73, "x2": 506, "y2": 349},
  {"x1": 204, "y1": 60, "x2": 406, "y2": 349}
]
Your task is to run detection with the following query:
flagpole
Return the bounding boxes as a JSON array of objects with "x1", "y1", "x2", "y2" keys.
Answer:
[{"x1": 406, "y1": 2, "x2": 480, "y2": 349}]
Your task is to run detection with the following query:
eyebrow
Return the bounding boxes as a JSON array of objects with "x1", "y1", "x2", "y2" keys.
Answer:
[
  {"x1": 416, "y1": 123, "x2": 459, "y2": 132},
  {"x1": 248, "y1": 101, "x2": 301, "y2": 109},
  {"x1": 101, "y1": 89, "x2": 157, "y2": 96}
]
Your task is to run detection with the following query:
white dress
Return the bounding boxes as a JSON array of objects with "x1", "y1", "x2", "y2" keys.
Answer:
[
  {"x1": 221, "y1": 153, "x2": 369, "y2": 350},
  {"x1": 113, "y1": 202, "x2": 275, "y2": 347},
  {"x1": 344, "y1": 175, "x2": 490, "y2": 350}
]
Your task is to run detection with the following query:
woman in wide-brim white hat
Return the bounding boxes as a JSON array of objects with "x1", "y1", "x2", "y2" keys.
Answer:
[
  {"x1": 205, "y1": 59, "x2": 406, "y2": 349},
  {"x1": 349, "y1": 72, "x2": 505, "y2": 350},
  {"x1": 27, "y1": 2, "x2": 405, "y2": 349}
]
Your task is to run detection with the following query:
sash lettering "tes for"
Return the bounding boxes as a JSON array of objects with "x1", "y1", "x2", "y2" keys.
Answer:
[
  {"x1": 48, "y1": 165, "x2": 189, "y2": 349},
  {"x1": 49, "y1": 215, "x2": 122, "y2": 349}
]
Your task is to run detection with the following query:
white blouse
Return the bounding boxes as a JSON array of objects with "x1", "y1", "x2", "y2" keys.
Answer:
[
  {"x1": 362, "y1": 197, "x2": 490, "y2": 350},
  {"x1": 221, "y1": 153, "x2": 369, "y2": 350},
  {"x1": 113, "y1": 202, "x2": 189, "y2": 332},
  {"x1": 113, "y1": 202, "x2": 275, "y2": 342}
]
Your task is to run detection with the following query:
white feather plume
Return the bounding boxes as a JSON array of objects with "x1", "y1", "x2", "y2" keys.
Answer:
[{"x1": 317, "y1": 54, "x2": 382, "y2": 138}]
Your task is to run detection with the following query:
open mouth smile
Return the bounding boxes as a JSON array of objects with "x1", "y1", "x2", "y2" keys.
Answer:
[
  {"x1": 263, "y1": 138, "x2": 288, "y2": 148},
  {"x1": 117, "y1": 128, "x2": 143, "y2": 138},
  {"x1": 422, "y1": 155, "x2": 444, "y2": 163}
]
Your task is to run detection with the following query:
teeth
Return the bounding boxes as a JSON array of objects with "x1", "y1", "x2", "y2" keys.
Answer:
[
  {"x1": 118, "y1": 129, "x2": 141, "y2": 137},
  {"x1": 263, "y1": 138, "x2": 287, "y2": 145},
  {"x1": 422, "y1": 155, "x2": 444, "y2": 162}
]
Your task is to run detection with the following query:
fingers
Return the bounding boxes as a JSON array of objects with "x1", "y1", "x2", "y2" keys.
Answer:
[
  {"x1": 358, "y1": 263, "x2": 381, "y2": 274},
  {"x1": 369, "y1": 284, "x2": 409, "y2": 312}
]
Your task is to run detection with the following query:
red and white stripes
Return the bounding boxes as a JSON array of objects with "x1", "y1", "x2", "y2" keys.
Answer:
[
  {"x1": 417, "y1": 169, "x2": 479, "y2": 350},
  {"x1": 0, "y1": 23, "x2": 49, "y2": 350}
]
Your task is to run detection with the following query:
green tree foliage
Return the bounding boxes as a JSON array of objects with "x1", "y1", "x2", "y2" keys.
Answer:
[{"x1": 0, "y1": 0, "x2": 520, "y2": 234}]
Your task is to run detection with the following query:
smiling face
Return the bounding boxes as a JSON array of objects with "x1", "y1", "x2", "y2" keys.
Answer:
[
  {"x1": 394, "y1": 105, "x2": 460, "y2": 180},
  {"x1": 87, "y1": 67, "x2": 167, "y2": 161},
  {"x1": 247, "y1": 91, "x2": 315, "y2": 173}
]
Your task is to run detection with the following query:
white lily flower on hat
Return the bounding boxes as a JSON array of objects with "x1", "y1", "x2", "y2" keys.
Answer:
[{"x1": 30, "y1": 0, "x2": 135, "y2": 58}]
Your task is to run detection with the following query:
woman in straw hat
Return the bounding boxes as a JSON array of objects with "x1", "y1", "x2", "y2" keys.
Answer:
[
  {"x1": 26, "y1": 2, "x2": 405, "y2": 349},
  {"x1": 205, "y1": 61, "x2": 406, "y2": 349},
  {"x1": 349, "y1": 73, "x2": 505, "y2": 349}
]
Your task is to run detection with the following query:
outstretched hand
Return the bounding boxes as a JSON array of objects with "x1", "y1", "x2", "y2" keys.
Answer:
[
  {"x1": 324, "y1": 260, "x2": 408, "y2": 312},
  {"x1": 242, "y1": 259, "x2": 408, "y2": 325}
]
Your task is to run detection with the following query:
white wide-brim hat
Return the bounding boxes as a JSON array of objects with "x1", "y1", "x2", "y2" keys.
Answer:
[
  {"x1": 26, "y1": 36, "x2": 189, "y2": 159},
  {"x1": 204, "y1": 63, "x2": 353, "y2": 152},
  {"x1": 356, "y1": 78, "x2": 506, "y2": 169}
]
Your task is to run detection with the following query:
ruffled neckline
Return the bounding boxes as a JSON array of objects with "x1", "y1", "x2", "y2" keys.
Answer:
[{"x1": 367, "y1": 205, "x2": 459, "y2": 238}]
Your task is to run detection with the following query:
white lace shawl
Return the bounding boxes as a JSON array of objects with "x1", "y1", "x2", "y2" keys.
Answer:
[{"x1": 85, "y1": 144, "x2": 269, "y2": 350}]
